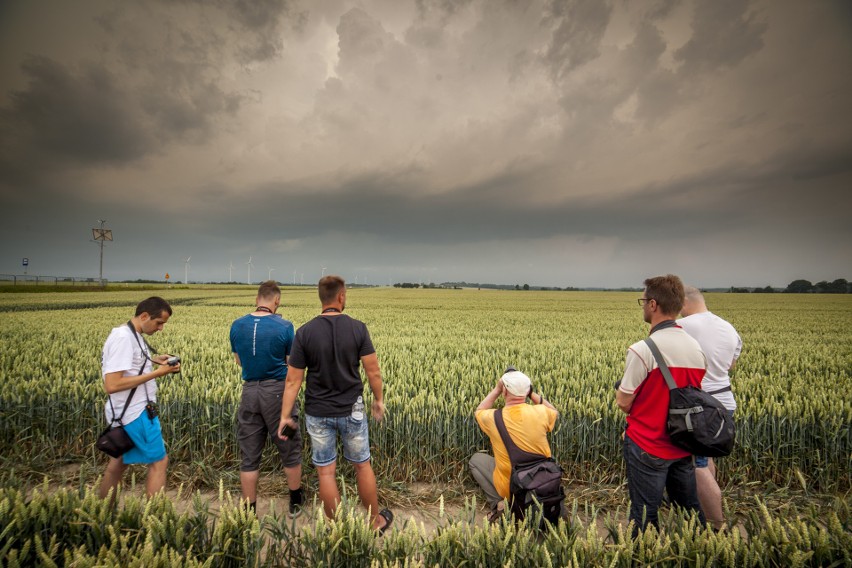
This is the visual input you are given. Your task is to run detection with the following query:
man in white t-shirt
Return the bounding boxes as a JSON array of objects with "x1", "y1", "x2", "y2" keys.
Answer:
[
  {"x1": 99, "y1": 297, "x2": 181, "y2": 499},
  {"x1": 678, "y1": 286, "x2": 742, "y2": 530}
]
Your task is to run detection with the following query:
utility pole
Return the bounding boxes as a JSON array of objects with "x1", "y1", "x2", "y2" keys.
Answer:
[{"x1": 91, "y1": 220, "x2": 113, "y2": 286}]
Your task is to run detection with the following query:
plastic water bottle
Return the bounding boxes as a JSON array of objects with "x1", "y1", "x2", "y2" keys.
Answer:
[{"x1": 352, "y1": 396, "x2": 365, "y2": 420}]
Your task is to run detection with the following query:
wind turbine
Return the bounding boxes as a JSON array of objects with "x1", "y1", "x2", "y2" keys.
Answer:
[
  {"x1": 293, "y1": 268, "x2": 297, "y2": 285},
  {"x1": 300, "y1": 273, "x2": 304, "y2": 285},
  {"x1": 321, "y1": 265, "x2": 327, "y2": 278},
  {"x1": 183, "y1": 256, "x2": 191, "y2": 284},
  {"x1": 246, "y1": 256, "x2": 253, "y2": 285},
  {"x1": 267, "y1": 266, "x2": 275, "y2": 281},
  {"x1": 228, "y1": 261, "x2": 234, "y2": 283}
]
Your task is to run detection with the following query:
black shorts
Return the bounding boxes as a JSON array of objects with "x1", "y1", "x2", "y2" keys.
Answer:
[{"x1": 238, "y1": 379, "x2": 302, "y2": 471}]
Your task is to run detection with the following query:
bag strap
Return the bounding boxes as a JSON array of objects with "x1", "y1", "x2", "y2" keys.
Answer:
[
  {"x1": 126, "y1": 321, "x2": 153, "y2": 404},
  {"x1": 644, "y1": 338, "x2": 677, "y2": 391},
  {"x1": 706, "y1": 385, "x2": 732, "y2": 396},
  {"x1": 108, "y1": 386, "x2": 137, "y2": 426},
  {"x1": 107, "y1": 324, "x2": 150, "y2": 425},
  {"x1": 493, "y1": 408, "x2": 546, "y2": 467}
]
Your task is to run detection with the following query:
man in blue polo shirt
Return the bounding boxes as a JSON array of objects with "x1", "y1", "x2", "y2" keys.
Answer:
[{"x1": 230, "y1": 280, "x2": 303, "y2": 516}]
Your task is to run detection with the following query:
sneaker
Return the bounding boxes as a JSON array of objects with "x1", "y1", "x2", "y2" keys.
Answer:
[{"x1": 289, "y1": 488, "x2": 304, "y2": 518}]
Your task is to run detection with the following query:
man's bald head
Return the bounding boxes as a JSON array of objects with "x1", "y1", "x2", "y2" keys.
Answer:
[{"x1": 681, "y1": 286, "x2": 707, "y2": 317}]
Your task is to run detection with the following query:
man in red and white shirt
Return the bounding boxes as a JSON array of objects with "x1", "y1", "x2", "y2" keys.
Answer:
[{"x1": 616, "y1": 275, "x2": 706, "y2": 536}]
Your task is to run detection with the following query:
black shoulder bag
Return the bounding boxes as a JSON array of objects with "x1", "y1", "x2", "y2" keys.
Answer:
[
  {"x1": 644, "y1": 337, "x2": 736, "y2": 457},
  {"x1": 493, "y1": 409, "x2": 564, "y2": 527}
]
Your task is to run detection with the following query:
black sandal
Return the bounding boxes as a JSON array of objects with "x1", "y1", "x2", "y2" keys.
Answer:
[
  {"x1": 377, "y1": 508, "x2": 394, "y2": 535},
  {"x1": 487, "y1": 504, "x2": 506, "y2": 524}
]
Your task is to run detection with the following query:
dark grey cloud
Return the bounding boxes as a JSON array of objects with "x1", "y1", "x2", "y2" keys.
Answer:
[
  {"x1": 542, "y1": 0, "x2": 613, "y2": 81},
  {"x1": 0, "y1": 2, "x2": 254, "y2": 187},
  {"x1": 180, "y1": 137, "x2": 851, "y2": 253},
  {"x1": 675, "y1": 0, "x2": 767, "y2": 74},
  {"x1": 165, "y1": 0, "x2": 296, "y2": 63},
  {"x1": 2, "y1": 57, "x2": 151, "y2": 164},
  {"x1": 644, "y1": 0, "x2": 679, "y2": 22},
  {"x1": 337, "y1": 8, "x2": 398, "y2": 72}
]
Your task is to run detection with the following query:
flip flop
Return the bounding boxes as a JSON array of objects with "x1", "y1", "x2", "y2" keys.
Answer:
[{"x1": 377, "y1": 508, "x2": 394, "y2": 535}]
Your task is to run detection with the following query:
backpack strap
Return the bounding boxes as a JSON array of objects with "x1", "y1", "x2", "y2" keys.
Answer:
[
  {"x1": 706, "y1": 385, "x2": 732, "y2": 396},
  {"x1": 644, "y1": 338, "x2": 677, "y2": 391},
  {"x1": 493, "y1": 408, "x2": 546, "y2": 467}
]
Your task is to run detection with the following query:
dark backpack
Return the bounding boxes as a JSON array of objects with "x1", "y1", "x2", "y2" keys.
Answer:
[
  {"x1": 494, "y1": 409, "x2": 564, "y2": 527},
  {"x1": 645, "y1": 338, "x2": 736, "y2": 457}
]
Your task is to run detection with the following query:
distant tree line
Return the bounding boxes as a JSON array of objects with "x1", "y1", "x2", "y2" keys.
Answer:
[
  {"x1": 394, "y1": 279, "x2": 851, "y2": 293},
  {"x1": 394, "y1": 282, "x2": 461, "y2": 289},
  {"x1": 395, "y1": 282, "x2": 581, "y2": 291},
  {"x1": 783, "y1": 279, "x2": 850, "y2": 293},
  {"x1": 727, "y1": 279, "x2": 850, "y2": 293}
]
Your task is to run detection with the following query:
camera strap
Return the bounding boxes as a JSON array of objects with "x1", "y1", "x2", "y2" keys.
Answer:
[{"x1": 126, "y1": 321, "x2": 153, "y2": 405}]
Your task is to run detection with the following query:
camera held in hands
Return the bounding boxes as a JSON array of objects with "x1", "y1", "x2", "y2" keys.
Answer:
[{"x1": 167, "y1": 355, "x2": 181, "y2": 366}]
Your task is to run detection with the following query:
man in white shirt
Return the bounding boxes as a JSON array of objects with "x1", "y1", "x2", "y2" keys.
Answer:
[
  {"x1": 99, "y1": 297, "x2": 181, "y2": 499},
  {"x1": 678, "y1": 286, "x2": 742, "y2": 530}
]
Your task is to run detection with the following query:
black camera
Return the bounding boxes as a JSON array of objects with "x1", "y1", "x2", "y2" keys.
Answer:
[
  {"x1": 146, "y1": 402, "x2": 159, "y2": 419},
  {"x1": 281, "y1": 424, "x2": 297, "y2": 439},
  {"x1": 167, "y1": 355, "x2": 181, "y2": 366}
]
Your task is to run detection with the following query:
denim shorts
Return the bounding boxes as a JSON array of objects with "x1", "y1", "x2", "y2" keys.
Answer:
[
  {"x1": 305, "y1": 413, "x2": 370, "y2": 466},
  {"x1": 695, "y1": 409, "x2": 735, "y2": 468}
]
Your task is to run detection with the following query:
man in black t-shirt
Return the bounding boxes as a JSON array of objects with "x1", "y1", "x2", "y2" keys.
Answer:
[{"x1": 278, "y1": 275, "x2": 393, "y2": 534}]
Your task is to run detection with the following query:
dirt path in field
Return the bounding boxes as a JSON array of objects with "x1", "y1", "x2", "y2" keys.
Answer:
[
  {"x1": 44, "y1": 463, "x2": 838, "y2": 540},
  {"x1": 44, "y1": 463, "x2": 608, "y2": 535},
  {"x1": 48, "y1": 463, "x2": 631, "y2": 537},
  {"x1": 154, "y1": 483, "x2": 616, "y2": 538}
]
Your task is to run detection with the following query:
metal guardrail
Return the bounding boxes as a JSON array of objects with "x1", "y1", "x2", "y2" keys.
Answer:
[{"x1": 0, "y1": 274, "x2": 108, "y2": 286}]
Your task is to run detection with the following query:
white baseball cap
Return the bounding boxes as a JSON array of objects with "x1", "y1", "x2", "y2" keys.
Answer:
[{"x1": 501, "y1": 370, "x2": 531, "y2": 396}]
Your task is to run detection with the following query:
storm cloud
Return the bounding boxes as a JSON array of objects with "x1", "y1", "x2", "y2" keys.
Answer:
[{"x1": 0, "y1": 0, "x2": 850, "y2": 287}]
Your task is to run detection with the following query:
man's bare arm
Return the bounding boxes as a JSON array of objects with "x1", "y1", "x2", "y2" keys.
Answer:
[
  {"x1": 361, "y1": 353, "x2": 385, "y2": 420},
  {"x1": 616, "y1": 389, "x2": 636, "y2": 414},
  {"x1": 104, "y1": 365, "x2": 178, "y2": 394},
  {"x1": 277, "y1": 366, "x2": 305, "y2": 438}
]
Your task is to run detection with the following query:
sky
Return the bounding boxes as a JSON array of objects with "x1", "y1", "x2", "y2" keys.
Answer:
[{"x1": 1, "y1": 0, "x2": 850, "y2": 288}]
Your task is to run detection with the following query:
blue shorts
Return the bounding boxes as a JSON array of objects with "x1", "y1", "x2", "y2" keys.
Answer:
[
  {"x1": 122, "y1": 413, "x2": 167, "y2": 464},
  {"x1": 305, "y1": 414, "x2": 370, "y2": 466},
  {"x1": 695, "y1": 409, "x2": 735, "y2": 468}
]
